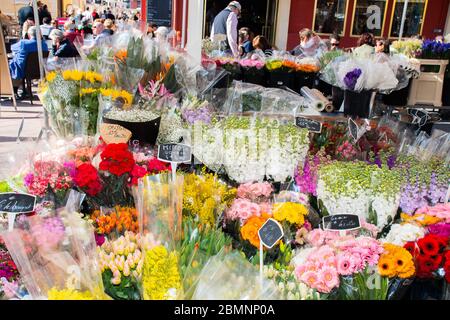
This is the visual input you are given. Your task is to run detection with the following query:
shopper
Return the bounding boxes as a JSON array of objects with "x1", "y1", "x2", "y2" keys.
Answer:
[
  {"x1": 291, "y1": 28, "x2": 326, "y2": 57},
  {"x1": 238, "y1": 27, "x2": 253, "y2": 57},
  {"x1": 352, "y1": 32, "x2": 375, "y2": 58},
  {"x1": 252, "y1": 35, "x2": 273, "y2": 56},
  {"x1": 211, "y1": 1, "x2": 241, "y2": 57},
  {"x1": 9, "y1": 26, "x2": 49, "y2": 98},
  {"x1": 147, "y1": 23, "x2": 158, "y2": 38},
  {"x1": 18, "y1": 1, "x2": 40, "y2": 27},
  {"x1": 83, "y1": 6, "x2": 93, "y2": 23},
  {"x1": 40, "y1": 16, "x2": 54, "y2": 40},
  {"x1": 91, "y1": 8, "x2": 99, "y2": 21},
  {"x1": 329, "y1": 33, "x2": 341, "y2": 51},
  {"x1": 63, "y1": 20, "x2": 82, "y2": 44},
  {"x1": 38, "y1": 4, "x2": 52, "y2": 25},
  {"x1": 375, "y1": 38, "x2": 390, "y2": 54},
  {"x1": 49, "y1": 28, "x2": 79, "y2": 59},
  {"x1": 21, "y1": 17, "x2": 35, "y2": 39}
]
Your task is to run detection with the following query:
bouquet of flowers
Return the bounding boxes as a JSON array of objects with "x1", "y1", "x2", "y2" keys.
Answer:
[
  {"x1": 418, "y1": 40, "x2": 450, "y2": 60},
  {"x1": 391, "y1": 39, "x2": 422, "y2": 58},
  {"x1": 183, "y1": 170, "x2": 236, "y2": 226},
  {"x1": 1, "y1": 199, "x2": 108, "y2": 300},
  {"x1": 39, "y1": 66, "x2": 105, "y2": 137},
  {"x1": 98, "y1": 231, "x2": 160, "y2": 299},
  {"x1": 293, "y1": 232, "x2": 387, "y2": 299},
  {"x1": 191, "y1": 116, "x2": 310, "y2": 183},
  {"x1": 317, "y1": 161, "x2": 403, "y2": 228}
]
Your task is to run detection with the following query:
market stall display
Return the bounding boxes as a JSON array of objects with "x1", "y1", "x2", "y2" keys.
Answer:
[{"x1": 0, "y1": 26, "x2": 449, "y2": 301}]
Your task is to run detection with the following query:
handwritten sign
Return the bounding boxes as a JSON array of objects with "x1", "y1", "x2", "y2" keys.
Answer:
[
  {"x1": 322, "y1": 214, "x2": 361, "y2": 231},
  {"x1": 295, "y1": 117, "x2": 322, "y2": 133},
  {"x1": 258, "y1": 218, "x2": 284, "y2": 249},
  {"x1": 0, "y1": 193, "x2": 36, "y2": 214},
  {"x1": 157, "y1": 144, "x2": 192, "y2": 163},
  {"x1": 100, "y1": 124, "x2": 132, "y2": 144}
]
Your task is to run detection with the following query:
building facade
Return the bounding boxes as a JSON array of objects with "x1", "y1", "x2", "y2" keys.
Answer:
[{"x1": 142, "y1": 0, "x2": 450, "y2": 51}]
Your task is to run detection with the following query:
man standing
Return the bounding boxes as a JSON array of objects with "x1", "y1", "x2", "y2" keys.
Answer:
[
  {"x1": 18, "y1": 1, "x2": 39, "y2": 27},
  {"x1": 40, "y1": 16, "x2": 54, "y2": 39},
  {"x1": 211, "y1": 1, "x2": 241, "y2": 57}
]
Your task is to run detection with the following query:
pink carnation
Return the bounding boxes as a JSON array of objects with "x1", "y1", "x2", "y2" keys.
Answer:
[{"x1": 226, "y1": 198, "x2": 261, "y2": 222}]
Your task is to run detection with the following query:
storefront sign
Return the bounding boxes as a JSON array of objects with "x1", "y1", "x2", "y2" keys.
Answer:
[
  {"x1": 322, "y1": 214, "x2": 361, "y2": 231},
  {"x1": 295, "y1": 117, "x2": 322, "y2": 133},
  {"x1": 0, "y1": 192, "x2": 36, "y2": 214},
  {"x1": 146, "y1": 0, "x2": 172, "y2": 27},
  {"x1": 258, "y1": 218, "x2": 284, "y2": 249}
]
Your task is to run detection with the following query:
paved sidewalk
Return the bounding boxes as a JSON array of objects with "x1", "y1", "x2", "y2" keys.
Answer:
[{"x1": 0, "y1": 97, "x2": 44, "y2": 178}]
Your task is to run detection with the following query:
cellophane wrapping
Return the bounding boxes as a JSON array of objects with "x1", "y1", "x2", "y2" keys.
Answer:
[
  {"x1": 192, "y1": 250, "x2": 281, "y2": 300},
  {"x1": 0, "y1": 191, "x2": 107, "y2": 299}
]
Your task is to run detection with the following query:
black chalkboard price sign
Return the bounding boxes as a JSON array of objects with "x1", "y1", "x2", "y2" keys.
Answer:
[
  {"x1": 295, "y1": 117, "x2": 322, "y2": 133},
  {"x1": 0, "y1": 192, "x2": 36, "y2": 214},
  {"x1": 157, "y1": 143, "x2": 192, "y2": 163},
  {"x1": 322, "y1": 214, "x2": 361, "y2": 231},
  {"x1": 146, "y1": 0, "x2": 173, "y2": 27},
  {"x1": 258, "y1": 218, "x2": 284, "y2": 249}
]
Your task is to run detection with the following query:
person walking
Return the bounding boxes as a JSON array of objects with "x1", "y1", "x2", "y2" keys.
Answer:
[
  {"x1": 211, "y1": 1, "x2": 241, "y2": 57},
  {"x1": 38, "y1": 4, "x2": 52, "y2": 25}
]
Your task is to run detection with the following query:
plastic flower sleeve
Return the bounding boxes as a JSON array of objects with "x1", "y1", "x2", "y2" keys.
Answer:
[
  {"x1": 134, "y1": 172, "x2": 184, "y2": 249},
  {"x1": 1, "y1": 210, "x2": 106, "y2": 299},
  {"x1": 192, "y1": 250, "x2": 280, "y2": 300}
]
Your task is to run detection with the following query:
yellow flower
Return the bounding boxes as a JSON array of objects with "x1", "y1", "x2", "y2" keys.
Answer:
[
  {"x1": 377, "y1": 255, "x2": 396, "y2": 278},
  {"x1": 62, "y1": 69, "x2": 83, "y2": 81},
  {"x1": 401, "y1": 213, "x2": 442, "y2": 226},
  {"x1": 84, "y1": 71, "x2": 103, "y2": 83},
  {"x1": 273, "y1": 202, "x2": 308, "y2": 226},
  {"x1": 266, "y1": 60, "x2": 283, "y2": 71},
  {"x1": 80, "y1": 88, "x2": 98, "y2": 95},
  {"x1": 142, "y1": 245, "x2": 182, "y2": 300},
  {"x1": 45, "y1": 71, "x2": 57, "y2": 82},
  {"x1": 48, "y1": 288, "x2": 95, "y2": 300}
]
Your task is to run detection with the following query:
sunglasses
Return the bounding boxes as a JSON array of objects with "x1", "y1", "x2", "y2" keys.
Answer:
[{"x1": 331, "y1": 42, "x2": 339, "y2": 46}]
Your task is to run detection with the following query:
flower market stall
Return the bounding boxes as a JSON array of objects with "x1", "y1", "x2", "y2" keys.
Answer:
[{"x1": 0, "y1": 27, "x2": 449, "y2": 301}]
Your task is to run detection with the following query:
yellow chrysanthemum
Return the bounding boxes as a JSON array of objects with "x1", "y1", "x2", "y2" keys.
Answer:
[{"x1": 272, "y1": 202, "x2": 308, "y2": 226}]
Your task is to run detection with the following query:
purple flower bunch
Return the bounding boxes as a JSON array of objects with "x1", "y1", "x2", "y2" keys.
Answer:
[
  {"x1": 399, "y1": 172, "x2": 448, "y2": 214},
  {"x1": 294, "y1": 155, "x2": 321, "y2": 196},
  {"x1": 420, "y1": 40, "x2": 450, "y2": 59},
  {"x1": 343, "y1": 68, "x2": 362, "y2": 91},
  {"x1": 181, "y1": 106, "x2": 212, "y2": 125},
  {"x1": 31, "y1": 217, "x2": 66, "y2": 251}
]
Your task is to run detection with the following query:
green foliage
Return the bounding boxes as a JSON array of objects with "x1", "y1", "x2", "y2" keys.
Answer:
[{"x1": 102, "y1": 270, "x2": 141, "y2": 300}]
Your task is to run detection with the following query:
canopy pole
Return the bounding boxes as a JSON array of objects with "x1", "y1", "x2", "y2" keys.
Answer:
[
  {"x1": 398, "y1": 0, "x2": 409, "y2": 40},
  {"x1": 186, "y1": 0, "x2": 204, "y2": 64},
  {"x1": 32, "y1": 0, "x2": 51, "y2": 138}
]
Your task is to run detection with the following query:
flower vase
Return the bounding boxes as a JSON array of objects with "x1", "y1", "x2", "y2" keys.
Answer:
[
  {"x1": 343, "y1": 90, "x2": 374, "y2": 119},
  {"x1": 102, "y1": 117, "x2": 161, "y2": 146},
  {"x1": 242, "y1": 68, "x2": 266, "y2": 86},
  {"x1": 266, "y1": 70, "x2": 294, "y2": 89},
  {"x1": 382, "y1": 80, "x2": 411, "y2": 107},
  {"x1": 295, "y1": 72, "x2": 316, "y2": 92}
]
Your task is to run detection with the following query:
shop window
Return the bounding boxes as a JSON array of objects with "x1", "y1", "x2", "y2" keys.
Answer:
[
  {"x1": 351, "y1": 0, "x2": 388, "y2": 37},
  {"x1": 390, "y1": 0, "x2": 428, "y2": 38},
  {"x1": 313, "y1": 0, "x2": 348, "y2": 35}
]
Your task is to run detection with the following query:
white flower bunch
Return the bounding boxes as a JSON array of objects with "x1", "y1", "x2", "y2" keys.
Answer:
[{"x1": 381, "y1": 223, "x2": 426, "y2": 246}]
